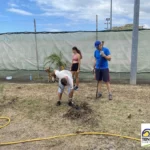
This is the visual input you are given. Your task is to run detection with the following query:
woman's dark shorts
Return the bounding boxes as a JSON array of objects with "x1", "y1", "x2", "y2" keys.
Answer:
[{"x1": 71, "y1": 63, "x2": 79, "y2": 71}]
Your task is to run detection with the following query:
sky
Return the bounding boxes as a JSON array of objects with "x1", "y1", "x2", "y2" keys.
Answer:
[{"x1": 0, "y1": 0, "x2": 150, "y2": 33}]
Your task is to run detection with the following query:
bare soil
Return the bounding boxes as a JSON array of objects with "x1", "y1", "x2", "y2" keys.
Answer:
[{"x1": 0, "y1": 83, "x2": 150, "y2": 150}]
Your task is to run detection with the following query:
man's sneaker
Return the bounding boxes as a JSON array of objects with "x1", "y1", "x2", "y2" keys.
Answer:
[
  {"x1": 68, "y1": 101, "x2": 74, "y2": 107},
  {"x1": 97, "y1": 93, "x2": 102, "y2": 98},
  {"x1": 56, "y1": 101, "x2": 61, "y2": 106},
  {"x1": 74, "y1": 86, "x2": 79, "y2": 91},
  {"x1": 109, "y1": 94, "x2": 112, "y2": 100}
]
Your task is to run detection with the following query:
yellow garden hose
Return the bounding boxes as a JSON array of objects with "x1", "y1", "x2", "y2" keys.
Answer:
[
  {"x1": 0, "y1": 117, "x2": 10, "y2": 129},
  {"x1": 0, "y1": 117, "x2": 141, "y2": 146}
]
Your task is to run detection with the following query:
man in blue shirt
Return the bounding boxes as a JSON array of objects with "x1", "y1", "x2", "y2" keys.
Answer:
[{"x1": 93, "y1": 40, "x2": 112, "y2": 100}]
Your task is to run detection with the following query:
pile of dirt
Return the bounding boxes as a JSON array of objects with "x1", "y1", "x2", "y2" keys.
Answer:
[
  {"x1": 63, "y1": 102, "x2": 92, "y2": 120},
  {"x1": 63, "y1": 102, "x2": 99, "y2": 127}
]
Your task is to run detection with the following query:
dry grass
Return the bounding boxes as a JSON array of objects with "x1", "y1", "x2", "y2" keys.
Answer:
[{"x1": 0, "y1": 82, "x2": 150, "y2": 150}]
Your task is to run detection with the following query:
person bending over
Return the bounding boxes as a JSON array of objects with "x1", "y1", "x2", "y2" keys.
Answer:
[{"x1": 53, "y1": 70, "x2": 74, "y2": 106}]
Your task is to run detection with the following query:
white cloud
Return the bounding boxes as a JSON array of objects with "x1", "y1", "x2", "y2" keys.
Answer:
[
  {"x1": 143, "y1": 24, "x2": 150, "y2": 29},
  {"x1": 31, "y1": 0, "x2": 150, "y2": 27},
  {"x1": 46, "y1": 28, "x2": 61, "y2": 32},
  {"x1": 112, "y1": 18, "x2": 132, "y2": 26},
  {"x1": 7, "y1": 8, "x2": 33, "y2": 16},
  {"x1": 8, "y1": 2, "x2": 18, "y2": 7}
]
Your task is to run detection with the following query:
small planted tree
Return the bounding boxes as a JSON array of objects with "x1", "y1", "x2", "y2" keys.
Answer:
[{"x1": 44, "y1": 52, "x2": 67, "y2": 70}]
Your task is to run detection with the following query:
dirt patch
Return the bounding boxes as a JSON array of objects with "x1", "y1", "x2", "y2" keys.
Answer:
[
  {"x1": 63, "y1": 102, "x2": 99, "y2": 127},
  {"x1": 63, "y1": 102, "x2": 92, "y2": 120},
  {"x1": 16, "y1": 86, "x2": 22, "y2": 89}
]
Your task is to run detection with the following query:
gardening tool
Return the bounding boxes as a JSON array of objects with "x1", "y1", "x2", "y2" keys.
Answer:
[{"x1": 95, "y1": 78, "x2": 99, "y2": 99}]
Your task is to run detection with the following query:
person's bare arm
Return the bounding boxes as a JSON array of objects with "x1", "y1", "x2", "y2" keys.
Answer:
[
  {"x1": 100, "y1": 51, "x2": 111, "y2": 61},
  {"x1": 77, "y1": 54, "x2": 81, "y2": 72},
  {"x1": 69, "y1": 89, "x2": 73, "y2": 99},
  {"x1": 68, "y1": 77, "x2": 74, "y2": 100},
  {"x1": 104, "y1": 55, "x2": 111, "y2": 61},
  {"x1": 92, "y1": 58, "x2": 96, "y2": 73},
  {"x1": 93, "y1": 58, "x2": 96, "y2": 68}
]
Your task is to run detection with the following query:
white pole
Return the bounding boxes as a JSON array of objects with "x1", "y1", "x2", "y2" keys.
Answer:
[
  {"x1": 130, "y1": 0, "x2": 140, "y2": 85},
  {"x1": 110, "y1": 0, "x2": 112, "y2": 30},
  {"x1": 34, "y1": 19, "x2": 40, "y2": 78}
]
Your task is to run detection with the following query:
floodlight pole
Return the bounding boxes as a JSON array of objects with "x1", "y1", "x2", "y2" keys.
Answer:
[
  {"x1": 130, "y1": 0, "x2": 140, "y2": 85},
  {"x1": 105, "y1": 18, "x2": 110, "y2": 30},
  {"x1": 110, "y1": 0, "x2": 112, "y2": 30}
]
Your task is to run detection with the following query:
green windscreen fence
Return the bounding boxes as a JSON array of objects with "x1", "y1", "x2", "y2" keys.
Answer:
[{"x1": 0, "y1": 30, "x2": 150, "y2": 83}]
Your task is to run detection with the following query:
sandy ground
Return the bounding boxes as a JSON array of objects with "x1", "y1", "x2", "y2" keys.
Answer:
[{"x1": 0, "y1": 82, "x2": 150, "y2": 150}]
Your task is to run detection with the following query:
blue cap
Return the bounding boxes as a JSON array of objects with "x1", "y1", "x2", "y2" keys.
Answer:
[{"x1": 94, "y1": 40, "x2": 101, "y2": 48}]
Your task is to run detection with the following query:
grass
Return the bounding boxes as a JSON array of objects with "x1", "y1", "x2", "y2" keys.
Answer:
[{"x1": 0, "y1": 82, "x2": 150, "y2": 150}]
